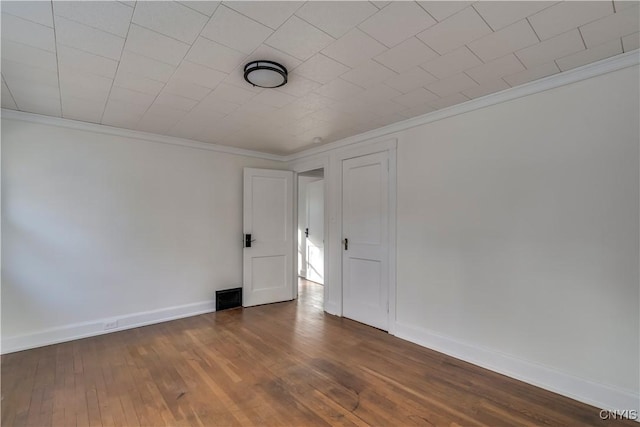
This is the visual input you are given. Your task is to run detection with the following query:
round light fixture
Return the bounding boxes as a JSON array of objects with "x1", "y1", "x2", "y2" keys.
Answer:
[{"x1": 244, "y1": 60, "x2": 288, "y2": 88}]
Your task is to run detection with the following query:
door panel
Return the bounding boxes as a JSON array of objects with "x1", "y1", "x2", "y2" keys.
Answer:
[
  {"x1": 243, "y1": 168, "x2": 294, "y2": 307},
  {"x1": 306, "y1": 179, "x2": 324, "y2": 284},
  {"x1": 342, "y1": 152, "x2": 389, "y2": 330}
]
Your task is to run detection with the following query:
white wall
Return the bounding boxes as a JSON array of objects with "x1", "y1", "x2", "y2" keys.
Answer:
[
  {"x1": 1, "y1": 119, "x2": 281, "y2": 351},
  {"x1": 395, "y1": 65, "x2": 639, "y2": 401}
]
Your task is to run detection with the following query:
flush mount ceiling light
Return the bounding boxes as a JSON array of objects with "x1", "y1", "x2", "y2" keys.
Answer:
[{"x1": 244, "y1": 60, "x2": 288, "y2": 88}]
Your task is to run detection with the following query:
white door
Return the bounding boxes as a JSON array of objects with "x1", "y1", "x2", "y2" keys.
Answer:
[
  {"x1": 306, "y1": 180, "x2": 324, "y2": 284},
  {"x1": 243, "y1": 168, "x2": 294, "y2": 307},
  {"x1": 342, "y1": 152, "x2": 389, "y2": 330}
]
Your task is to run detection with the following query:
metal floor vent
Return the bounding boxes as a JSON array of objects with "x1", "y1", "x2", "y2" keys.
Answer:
[{"x1": 216, "y1": 288, "x2": 242, "y2": 311}]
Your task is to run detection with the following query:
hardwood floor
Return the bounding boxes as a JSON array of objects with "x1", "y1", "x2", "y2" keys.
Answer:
[{"x1": 1, "y1": 279, "x2": 633, "y2": 426}]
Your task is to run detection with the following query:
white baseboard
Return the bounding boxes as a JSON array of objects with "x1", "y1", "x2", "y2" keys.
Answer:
[
  {"x1": 1, "y1": 300, "x2": 216, "y2": 354},
  {"x1": 394, "y1": 322, "x2": 640, "y2": 415}
]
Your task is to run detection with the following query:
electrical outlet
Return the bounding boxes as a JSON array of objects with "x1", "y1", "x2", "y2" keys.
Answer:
[{"x1": 104, "y1": 320, "x2": 118, "y2": 330}]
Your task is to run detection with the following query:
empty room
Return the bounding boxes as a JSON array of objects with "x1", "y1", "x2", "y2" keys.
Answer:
[{"x1": 1, "y1": 0, "x2": 639, "y2": 425}]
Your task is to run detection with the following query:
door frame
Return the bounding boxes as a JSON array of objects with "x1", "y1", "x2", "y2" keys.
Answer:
[
  {"x1": 292, "y1": 158, "x2": 329, "y2": 307},
  {"x1": 334, "y1": 138, "x2": 397, "y2": 335}
]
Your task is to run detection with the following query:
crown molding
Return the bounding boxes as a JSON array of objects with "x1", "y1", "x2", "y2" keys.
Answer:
[
  {"x1": 284, "y1": 49, "x2": 640, "y2": 162},
  {"x1": 0, "y1": 109, "x2": 284, "y2": 162},
  {"x1": 2, "y1": 50, "x2": 638, "y2": 163}
]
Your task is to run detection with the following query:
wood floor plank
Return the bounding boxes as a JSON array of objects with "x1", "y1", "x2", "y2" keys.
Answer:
[{"x1": 2, "y1": 279, "x2": 635, "y2": 426}]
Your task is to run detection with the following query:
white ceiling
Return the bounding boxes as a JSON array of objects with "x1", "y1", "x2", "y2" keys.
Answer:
[{"x1": 1, "y1": 1, "x2": 638, "y2": 155}]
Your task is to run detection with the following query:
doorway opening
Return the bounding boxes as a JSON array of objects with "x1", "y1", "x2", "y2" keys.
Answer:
[{"x1": 297, "y1": 168, "x2": 325, "y2": 301}]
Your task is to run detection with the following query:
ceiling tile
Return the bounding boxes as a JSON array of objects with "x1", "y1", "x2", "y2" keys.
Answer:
[
  {"x1": 556, "y1": 38, "x2": 622, "y2": 71},
  {"x1": 186, "y1": 37, "x2": 247, "y2": 73},
  {"x1": 58, "y1": 69, "x2": 112, "y2": 101},
  {"x1": 622, "y1": 32, "x2": 640, "y2": 52},
  {"x1": 462, "y1": 79, "x2": 510, "y2": 99},
  {"x1": 322, "y1": 28, "x2": 387, "y2": 68},
  {"x1": 416, "y1": 1, "x2": 473, "y2": 22},
  {"x1": 465, "y1": 54, "x2": 525, "y2": 85},
  {"x1": 161, "y1": 78, "x2": 212, "y2": 101},
  {"x1": 172, "y1": 61, "x2": 228, "y2": 89},
  {"x1": 178, "y1": 1, "x2": 220, "y2": 17},
  {"x1": 200, "y1": 5, "x2": 272, "y2": 54},
  {"x1": 399, "y1": 102, "x2": 436, "y2": 118},
  {"x1": 265, "y1": 16, "x2": 334, "y2": 61},
  {"x1": 528, "y1": 1, "x2": 613, "y2": 40},
  {"x1": 114, "y1": 72, "x2": 165, "y2": 96},
  {"x1": 1, "y1": 1, "x2": 53, "y2": 27},
  {"x1": 221, "y1": 66, "x2": 263, "y2": 93},
  {"x1": 358, "y1": 1, "x2": 437, "y2": 47},
  {"x1": 313, "y1": 78, "x2": 364, "y2": 100},
  {"x1": 467, "y1": 19, "x2": 539, "y2": 62},
  {"x1": 137, "y1": 108, "x2": 187, "y2": 134},
  {"x1": 235, "y1": 101, "x2": 279, "y2": 117},
  {"x1": 102, "y1": 100, "x2": 146, "y2": 129},
  {"x1": 294, "y1": 54, "x2": 350, "y2": 84},
  {"x1": 14, "y1": 93, "x2": 62, "y2": 116},
  {"x1": 168, "y1": 110, "x2": 223, "y2": 139},
  {"x1": 295, "y1": 1, "x2": 378, "y2": 39},
  {"x1": 515, "y1": 29, "x2": 584, "y2": 68},
  {"x1": 357, "y1": 83, "x2": 402, "y2": 103},
  {"x1": 245, "y1": 45, "x2": 302, "y2": 71},
  {"x1": 2, "y1": 59, "x2": 59, "y2": 87},
  {"x1": 210, "y1": 83, "x2": 257, "y2": 104},
  {"x1": 145, "y1": 104, "x2": 189, "y2": 123},
  {"x1": 253, "y1": 90, "x2": 297, "y2": 108},
  {"x1": 417, "y1": 7, "x2": 493, "y2": 55},
  {"x1": 154, "y1": 92, "x2": 198, "y2": 112},
  {"x1": 168, "y1": 110, "x2": 226, "y2": 140},
  {"x1": 132, "y1": 1, "x2": 208, "y2": 43},
  {"x1": 275, "y1": 73, "x2": 322, "y2": 97},
  {"x1": 614, "y1": 0, "x2": 638, "y2": 11},
  {"x1": 429, "y1": 93, "x2": 469, "y2": 109},
  {"x1": 54, "y1": 1, "x2": 133, "y2": 37},
  {"x1": 1, "y1": 39, "x2": 57, "y2": 72},
  {"x1": 579, "y1": 5, "x2": 640, "y2": 48},
  {"x1": 425, "y1": 73, "x2": 478, "y2": 97},
  {"x1": 9, "y1": 79, "x2": 60, "y2": 111},
  {"x1": 57, "y1": 44, "x2": 119, "y2": 79},
  {"x1": 329, "y1": 97, "x2": 370, "y2": 114},
  {"x1": 421, "y1": 46, "x2": 482, "y2": 79},
  {"x1": 371, "y1": 2, "x2": 391, "y2": 10},
  {"x1": 503, "y1": 61, "x2": 560, "y2": 86},
  {"x1": 384, "y1": 67, "x2": 437, "y2": 93},
  {"x1": 289, "y1": 93, "x2": 335, "y2": 111},
  {"x1": 61, "y1": 95, "x2": 105, "y2": 123},
  {"x1": 364, "y1": 98, "x2": 406, "y2": 117},
  {"x1": 374, "y1": 37, "x2": 438, "y2": 73},
  {"x1": 473, "y1": 1, "x2": 556, "y2": 31},
  {"x1": 124, "y1": 24, "x2": 190, "y2": 66},
  {"x1": 225, "y1": 1, "x2": 303, "y2": 30},
  {"x1": 55, "y1": 16, "x2": 125, "y2": 60},
  {"x1": 1, "y1": 13, "x2": 56, "y2": 52},
  {"x1": 392, "y1": 87, "x2": 439, "y2": 108},
  {"x1": 118, "y1": 51, "x2": 176, "y2": 82},
  {"x1": 194, "y1": 94, "x2": 241, "y2": 115},
  {"x1": 341, "y1": 60, "x2": 397, "y2": 88},
  {"x1": 1, "y1": 76, "x2": 17, "y2": 108},
  {"x1": 109, "y1": 85, "x2": 156, "y2": 108}
]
